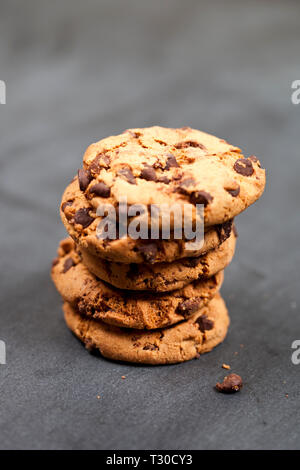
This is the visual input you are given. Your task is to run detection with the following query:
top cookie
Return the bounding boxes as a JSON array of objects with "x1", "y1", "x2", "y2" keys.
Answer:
[{"x1": 79, "y1": 126, "x2": 265, "y2": 228}]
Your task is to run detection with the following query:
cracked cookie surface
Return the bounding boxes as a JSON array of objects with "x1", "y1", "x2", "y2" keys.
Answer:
[{"x1": 82, "y1": 126, "x2": 265, "y2": 223}]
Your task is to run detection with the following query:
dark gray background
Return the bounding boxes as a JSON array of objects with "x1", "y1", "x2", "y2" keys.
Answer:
[{"x1": 0, "y1": 0, "x2": 299, "y2": 450}]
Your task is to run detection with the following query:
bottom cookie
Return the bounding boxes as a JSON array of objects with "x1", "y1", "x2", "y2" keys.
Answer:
[{"x1": 63, "y1": 293, "x2": 229, "y2": 365}]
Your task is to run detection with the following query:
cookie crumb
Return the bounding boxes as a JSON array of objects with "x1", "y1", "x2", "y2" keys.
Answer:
[
  {"x1": 121, "y1": 375, "x2": 126, "y2": 379},
  {"x1": 240, "y1": 344, "x2": 244, "y2": 348},
  {"x1": 222, "y1": 363, "x2": 231, "y2": 370},
  {"x1": 285, "y1": 394, "x2": 289, "y2": 398},
  {"x1": 97, "y1": 395, "x2": 101, "y2": 400},
  {"x1": 216, "y1": 373, "x2": 243, "y2": 394}
]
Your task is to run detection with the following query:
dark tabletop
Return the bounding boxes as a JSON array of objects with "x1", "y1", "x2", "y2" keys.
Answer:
[{"x1": 0, "y1": 0, "x2": 300, "y2": 450}]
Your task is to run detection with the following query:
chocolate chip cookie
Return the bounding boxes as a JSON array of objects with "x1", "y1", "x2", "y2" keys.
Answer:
[
  {"x1": 80, "y1": 228, "x2": 236, "y2": 291},
  {"x1": 80, "y1": 126, "x2": 265, "y2": 229},
  {"x1": 61, "y1": 177, "x2": 234, "y2": 264},
  {"x1": 52, "y1": 239, "x2": 224, "y2": 329},
  {"x1": 63, "y1": 293, "x2": 229, "y2": 364}
]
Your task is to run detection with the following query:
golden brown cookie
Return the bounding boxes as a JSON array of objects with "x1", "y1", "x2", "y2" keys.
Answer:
[
  {"x1": 60, "y1": 126, "x2": 265, "y2": 264},
  {"x1": 60, "y1": 176, "x2": 234, "y2": 264},
  {"x1": 63, "y1": 293, "x2": 230, "y2": 364},
  {"x1": 80, "y1": 126, "x2": 265, "y2": 226},
  {"x1": 80, "y1": 229, "x2": 236, "y2": 292},
  {"x1": 51, "y1": 239, "x2": 224, "y2": 329}
]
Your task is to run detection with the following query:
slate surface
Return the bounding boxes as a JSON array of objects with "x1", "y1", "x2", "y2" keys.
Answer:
[{"x1": 0, "y1": 0, "x2": 299, "y2": 450}]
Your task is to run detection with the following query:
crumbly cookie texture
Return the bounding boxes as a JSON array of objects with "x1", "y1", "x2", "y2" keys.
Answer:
[
  {"x1": 52, "y1": 238, "x2": 224, "y2": 329},
  {"x1": 80, "y1": 126, "x2": 265, "y2": 226},
  {"x1": 80, "y1": 229, "x2": 236, "y2": 291},
  {"x1": 61, "y1": 177, "x2": 234, "y2": 264},
  {"x1": 63, "y1": 293, "x2": 229, "y2": 364}
]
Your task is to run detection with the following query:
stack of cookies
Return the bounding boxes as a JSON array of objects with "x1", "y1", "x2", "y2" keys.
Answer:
[{"x1": 51, "y1": 126, "x2": 265, "y2": 364}]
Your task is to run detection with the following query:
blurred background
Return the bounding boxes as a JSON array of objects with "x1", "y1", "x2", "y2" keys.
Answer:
[{"x1": 0, "y1": 0, "x2": 300, "y2": 450}]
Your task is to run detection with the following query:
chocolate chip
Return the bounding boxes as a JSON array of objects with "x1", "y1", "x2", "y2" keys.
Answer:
[
  {"x1": 216, "y1": 220, "x2": 233, "y2": 243},
  {"x1": 61, "y1": 201, "x2": 74, "y2": 221},
  {"x1": 89, "y1": 182, "x2": 111, "y2": 198},
  {"x1": 140, "y1": 165, "x2": 157, "y2": 182},
  {"x1": 233, "y1": 224, "x2": 238, "y2": 238},
  {"x1": 175, "y1": 141, "x2": 206, "y2": 150},
  {"x1": 137, "y1": 242, "x2": 158, "y2": 263},
  {"x1": 176, "y1": 180, "x2": 212, "y2": 205},
  {"x1": 176, "y1": 298, "x2": 201, "y2": 316},
  {"x1": 234, "y1": 158, "x2": 254, "y2": 176},
  {"x1": 190, "y1": 191, "x2": 213, "y2": 206},
  {"x1": 143, "y1": 343, "x2": 159, "y2": 351},
  {"x1": 52, "y1": 258, "x2": 59, "y2": 267},
  {"x1": 61, "y1": 200, "x2": 73, "y2": 212},
  {"x1": 89, "y1": 153, "x2": 111, "y2": 174},
  {"x1": 164, "y1": 154, "x2": 179, "y2": 170},
  {"x1": 63, "y1": 257, "x2": 76, "y2": 273},
  {"x1": 196, "y1": 314, "x2": 214, "y2": 332},
  {"x1": 78, "y1": 169, "x2": 92, "y2": 191},
  {"x1": 226, "y1": 185, "x2": 240, "y2": 197},
  {"x1": 158, "y1": 176, "x2": 170, "y2": 184},
  {"x1": 117, "y1": 167, "x2": 136, "y2": 184},
  {"x1": 127, "y1": 263, "x2": 140, "y2": 279},
  {"x1": 74, "y1": 208, "x2": 94, "y2": 228},
  {"x1": 175, "y1": 178, "x2": 196, "y2": 197},
  {"x1": 216, "y1": 373, "x2": 243, "y2": 393}
]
